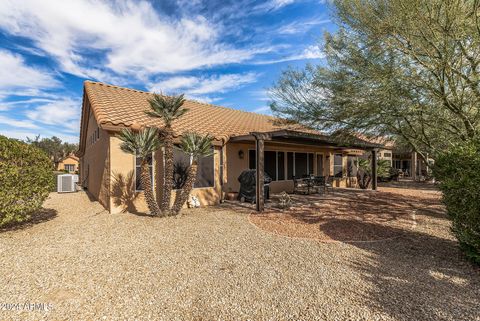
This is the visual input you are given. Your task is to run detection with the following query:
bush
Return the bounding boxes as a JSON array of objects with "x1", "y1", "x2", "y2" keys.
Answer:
[
  {"x1": 433, "y1": 139, "x2": 480, "y2": 265},
  {"x1": 0, "y1": 135, "x2": 54, "y2": 227}
]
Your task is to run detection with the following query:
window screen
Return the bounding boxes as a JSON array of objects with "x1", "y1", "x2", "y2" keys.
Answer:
[
  {"x1": 264, "y1": 151, "x2": 277, "y2": 181},
  {"x1": 308, "y1": 153, "x2": 314, "y2": 175},
  {"x1": 249, "y1": 149, "x2": 256, "y2": 169},
  {"x1": 295, "y1": 153, "x2": 308, "y2": 178},
  {"x1": 277, "y1": 152, "x2": 285, "y2": 180},
  {"x1": 317, "y1": 154, "x2": 323, "y2": 176},
  {"x1": 347, "y1": 155, "x2": 357, "y2": 177},
  {"x1": 287, "y1": 152, "x2": 294, "y2": 180},
  {"x1": 333, "y1": 154, "x2": 343, "y2": 178},
  {"x1": 173, "y1": 148, "x2": 214, "y2": 189}
]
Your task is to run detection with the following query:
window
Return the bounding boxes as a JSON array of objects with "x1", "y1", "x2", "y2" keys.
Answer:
[
  {"x1": 333, "y1": 154, "x2": 343, "y2": 178},
  {"x1": 248, "y1": 150, "x2": 285, "y2": 181},
  {"x1": 277, "y1": 152, "x2": 285, "y2": 180},
  {"x1": 173, "y1": 148, "x2": 215, "y2": 189},
  {"x1": 286, "y1": 152, "x2": 314, "y2": 179},
  {"x1": 317, "y1": 154, "x2": 324, "y2": 176},
  {"x1": 308, "y1": 153, "x2": 314, "y2": 175},
  {"x1": 287, "y1": 152, "x2": 294, "y2": 179},
  {"x1": 65, "y1": 164, "x2": 75, "y2": 172},
  {"x1": 264, "y1": 151, "x2": 277, "y2": 181},
  {"x1": 219, "y1": 147, "x2": 224, "y2": 186},
  {"x1": 249, "y1": 149, "x2": 256, "y2": 169},
  {"x1": 135, "y1": 153, "x2": 153, "y2": 191},
  {"x1": 294, "y1": 152, "x2": 308, "y2": 178},
  {"x1": 383, "y1": 152, "x2": 392, "y2": 157},
  {"x1": 347, "y1": 155, "x2": 357, "y2": 177}
]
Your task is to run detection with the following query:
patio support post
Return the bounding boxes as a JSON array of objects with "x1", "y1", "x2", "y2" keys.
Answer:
[
  {"x1": 253, "y1": 133, "x2": 266, "y2": 212},
  {"x1": 371, "y1": 149, "x2": 378, "y2": 191}
]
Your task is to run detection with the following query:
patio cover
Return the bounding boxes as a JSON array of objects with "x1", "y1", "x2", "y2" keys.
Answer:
[{"x1": 230, "y1": 129, "x2": 383, "y2": 212}]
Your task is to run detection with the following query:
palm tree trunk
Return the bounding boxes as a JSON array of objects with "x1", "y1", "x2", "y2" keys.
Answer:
[
  {"x1": 161, "y1": 128, "x2": 174, "y2": 213},
  {"x1": 172, "y1": 163, "x2": 198, "y2": 215},
  {"x1": 141, "y1": 160, "x2": 161, "y2": 216}
]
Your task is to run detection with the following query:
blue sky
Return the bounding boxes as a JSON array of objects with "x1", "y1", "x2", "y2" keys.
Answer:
[{"x1": 0, "y1": 0, "x2": 334, "y2": 143}]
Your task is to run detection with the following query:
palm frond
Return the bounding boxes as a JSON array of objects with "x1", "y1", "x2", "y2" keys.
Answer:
[
  {"x1": 117, "y1": 129, "x2": 138, "y2": 155},
  {"x1": 146, "y1": 93, "x2": 189, "y2": 126},
  {"x1": 117, "y1": 127, "x2": 161, "y2": 158},
  {"x1": 178, "y1": 132, "x2": 214, "y2": 162}
]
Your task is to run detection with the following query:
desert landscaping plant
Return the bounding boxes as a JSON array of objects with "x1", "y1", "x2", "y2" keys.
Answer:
[
  {"x1": 146, "y1": 93, "x2": 188, "y2": 214},
  {"x1": 171, "y1": 132, "x2": 213, "y2": 215},
  {"x1": 117, "y1": 127, "x2": 162, "y2": 216},
  {"x1": 434, "y1": 139, "x2": 480, "y2": 265},
  {"x1": 355, "y1": 158, "x2": 390, "y2": 189},
  {"x1": 0, "y1": 135, "x2": 54, "y2": 227}
]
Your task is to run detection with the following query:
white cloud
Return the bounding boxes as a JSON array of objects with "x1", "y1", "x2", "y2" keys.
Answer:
[
  {"x1": 253, "y1": 45, "x2": 324, "y2": 64},
  {"x1": 0, "y1": 50, "x2": 58, "y2": 92},
  {"x1": 0, "y1": 0, "x2": 270, "y2": 80},
  {"x1": 278, "y1": 18, "x2": 330, "y2": 34},
  {"x1": 252, "y1": 106, "x2": 272, "y2": 114},
  {"x1": 0, "y1": 129, "x2": 79, "y2": 143},
  {"x1": 25, "y1": 98, "x2": 80, "y2": 133},
  {"x1": 0, "y1": 115, "x2": 39, "y2": 129},
  {"x1": 148, "y1": 72, "x2": 258, "y2": 96},
  {"x1": 255, "y1": 0, "x2": 297, "y2": 12}
]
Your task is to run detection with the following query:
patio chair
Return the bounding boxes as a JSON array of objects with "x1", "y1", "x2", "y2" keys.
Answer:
[
  {"x1": 293, "y1": 176, "x2": 310, "y2": 194},
  {"x1": 315, "y1": 176, "x2": 333, "y2": 194}
]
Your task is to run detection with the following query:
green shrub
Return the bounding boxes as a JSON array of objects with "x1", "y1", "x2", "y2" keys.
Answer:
[
  {"x1": 0, "y1": 135, "x2": 54, "y2": 227},
  {"x1": 433, "y1": 139, "x2": 480, "y2": 264}
]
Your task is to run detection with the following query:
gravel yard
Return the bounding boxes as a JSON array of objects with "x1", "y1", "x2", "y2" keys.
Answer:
[{"x1": 1, "y1": 190, "x2": 479, "y2": 320}]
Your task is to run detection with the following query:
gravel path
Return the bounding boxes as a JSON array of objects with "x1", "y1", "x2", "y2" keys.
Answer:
[
  {"x1": 1, "y1": 191, "x2": 479, "y2": 320},
  {"x1": 249, "y1": 186, "x2": 446, "y2": 242}
]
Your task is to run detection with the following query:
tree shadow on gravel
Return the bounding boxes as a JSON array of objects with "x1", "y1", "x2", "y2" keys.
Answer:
[
  {"x1": 322, "y1": 220, "x2": 480, "y2": 321},
  {"x1": 0, "y1": 208, "x2": 57, "y2": 233}
]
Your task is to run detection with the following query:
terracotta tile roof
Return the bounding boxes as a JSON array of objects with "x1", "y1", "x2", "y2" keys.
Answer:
[
  {"x1": 84, "y1": 81, "x2": 314, "y2": 142},
  {"x1": 355, "y1": 133, "x2": 396, "y2": 149}
]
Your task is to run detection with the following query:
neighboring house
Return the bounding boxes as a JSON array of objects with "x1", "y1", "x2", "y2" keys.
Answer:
[
  {"x1": 77, "y1": 81, "x2": 382, "y2": 213},
  {"x1": 360, "y1": 136, "x2": 432, "y2": 179},
  {"x1": 56, "y1": 154, "x2": 79, "y2": 173}
]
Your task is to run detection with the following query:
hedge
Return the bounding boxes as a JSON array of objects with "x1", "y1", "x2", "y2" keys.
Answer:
[
  {"x1": 433, "y1": 139, "x2": 480, "y2": 265},
  {"x1": 0, "y1": 135, "x2": 54, "y2": 227}
]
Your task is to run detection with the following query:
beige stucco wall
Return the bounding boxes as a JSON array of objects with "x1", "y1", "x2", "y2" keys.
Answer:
[
  {"x1": 57, "y1": 156, "x2": 79, "y2": 172},
  {"x1": 223, "y1": 142, "x2": 362, "y2": 194},
  {"x1": 378, "y1": 148, "x2": 393, "y2": 165},
  {"x1": 79, "y1": 109, "x2": 110, "y2": 210},
  {"x1": 108, "y1": 137, "x2": 222, "y2": 214}
]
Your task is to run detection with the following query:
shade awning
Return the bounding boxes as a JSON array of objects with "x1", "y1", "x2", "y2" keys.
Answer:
[{"x1": 229, "y1": 129, "x2": 383, "y2": 150}]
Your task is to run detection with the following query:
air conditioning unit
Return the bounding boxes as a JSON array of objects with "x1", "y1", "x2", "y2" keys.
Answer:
[{"x1": 57, "y1": 174, "x2": 78, "y2": 193}]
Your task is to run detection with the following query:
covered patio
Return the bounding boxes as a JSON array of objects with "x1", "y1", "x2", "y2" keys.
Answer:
[
  {"x1": 229, "y1": 129, "x2": 383, "y2": 212},
  {"x1": 224, "y1": 183, "x2": 445, "y2": 242}
]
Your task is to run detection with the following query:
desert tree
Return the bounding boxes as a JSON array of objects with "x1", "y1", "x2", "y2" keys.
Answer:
[{"x1": 270, "y1": 0, "x2": 480, "y2": 162}]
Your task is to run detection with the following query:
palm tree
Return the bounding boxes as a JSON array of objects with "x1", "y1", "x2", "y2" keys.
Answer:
[
  {"x1": 355, "y1": 158, "x2": 391, "y2": 189},
  {"x1": 171, "y1": 132, "x2": 213, "y2": 215},
  {"x1": 146, "y1": 93, "x2": 188, "y2": 214},
  {"x1": 117, "y1": 127, "x2": 162, "y2": 216}
]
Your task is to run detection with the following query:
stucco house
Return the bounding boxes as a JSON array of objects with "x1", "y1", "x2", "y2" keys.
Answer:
[
  {"x1": 56, "y1": 154, "x2": 79, "y2": 173},
  {"x1": 77, "y1": 81, "x2": 382, "y2": 214}
]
